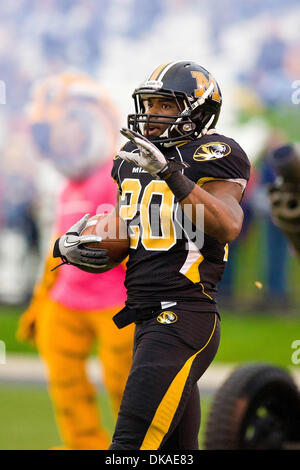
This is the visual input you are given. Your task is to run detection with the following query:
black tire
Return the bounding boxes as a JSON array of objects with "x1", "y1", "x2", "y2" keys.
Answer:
[{"x1": 204, "y1": 363, "x2": 300, "y2": 450}]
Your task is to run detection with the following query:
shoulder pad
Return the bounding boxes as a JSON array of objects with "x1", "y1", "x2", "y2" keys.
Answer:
[{"x1": 191, "y1": 133, "x2": 247, "y2": 163}]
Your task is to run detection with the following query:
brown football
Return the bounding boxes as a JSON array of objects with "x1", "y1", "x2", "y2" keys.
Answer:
[{"x1": 81, "y1": 212, "x2": 129, "y2": 271}]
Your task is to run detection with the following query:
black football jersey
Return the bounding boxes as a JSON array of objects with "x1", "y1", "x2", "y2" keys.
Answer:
[{"x1": 111, "y1": 133, "x2": 251, "y2": 312}]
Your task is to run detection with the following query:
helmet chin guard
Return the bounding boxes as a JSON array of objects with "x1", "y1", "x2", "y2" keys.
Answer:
[{"x1": 128, "y1": 61, "x2": 222, "y2": 145}]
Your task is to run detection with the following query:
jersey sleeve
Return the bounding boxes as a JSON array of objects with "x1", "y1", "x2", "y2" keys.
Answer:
[
  {"x1": 111, "y1": 141, "x2": 135, "y2": 189},
  {"x1": 184, "y1": 134, "x2": 251, "y2": 192},
  {"x1": 111, "y1": 156, "x2": 121, "y2": 186}
]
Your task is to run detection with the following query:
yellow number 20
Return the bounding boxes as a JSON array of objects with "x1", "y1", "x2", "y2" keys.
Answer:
[{"x1": 119, "y1": 178, "x2": 176, "y2": 251}]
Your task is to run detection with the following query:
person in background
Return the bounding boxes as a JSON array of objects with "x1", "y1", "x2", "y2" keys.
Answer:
[
  {"x1": 0, "y1": 128, "x2": 40, "y2": 305},
  {"x1": 217, "y1": 167, "x2": 258, "y2": 311},
  {"x1": 254, "y1": 131, "x2": 291, "y2": 311},
  {"x1": 218, "y1": 129, "x2": 291, "y2": 314},
  {"x1": 17, "y1": 73, "x2": 134, "y2": 450}
]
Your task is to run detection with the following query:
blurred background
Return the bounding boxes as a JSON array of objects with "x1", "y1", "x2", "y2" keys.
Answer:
[{"x1": 0, "y1": 0, "x2": 300, "y2": 450}]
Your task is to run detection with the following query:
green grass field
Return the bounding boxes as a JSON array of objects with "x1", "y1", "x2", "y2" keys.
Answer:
[
  {"x1": 0, "y1": 385, "x2": 114, "y2": 450},
  {"x1": 0, "y1": 384, "x2": 63, "y2": 450},
  {"x1": 0, "y1": 384, "x2": 212, "y2": 450},
  {"x1": 215, "y1": 312, "x2": 300, "y2": 366}
]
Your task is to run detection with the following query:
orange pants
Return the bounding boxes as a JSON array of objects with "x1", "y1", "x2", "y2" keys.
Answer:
[{"x1": 35, "y1": 298, "x2": 134, "y2": 450}]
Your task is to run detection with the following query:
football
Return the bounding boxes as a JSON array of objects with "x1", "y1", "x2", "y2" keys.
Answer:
[{"x1": 81, "y1": 212, "x2": 129, "y2": 271}]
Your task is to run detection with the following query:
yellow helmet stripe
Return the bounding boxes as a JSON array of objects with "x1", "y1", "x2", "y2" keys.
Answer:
[
  {"x1": 149, "y1": 62, "x2": 172, "y2": 81},
  {"x1": 149, "y1": 60, "x2": 186, "y2": 82}
]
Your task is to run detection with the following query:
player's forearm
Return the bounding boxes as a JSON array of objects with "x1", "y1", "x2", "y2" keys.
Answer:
[
  {"x1": 162, "y1": 169, "x2": 243, "y2": 243},
  {"x1": 180, "y1": 185, "x2": 243, "y2": 244}
]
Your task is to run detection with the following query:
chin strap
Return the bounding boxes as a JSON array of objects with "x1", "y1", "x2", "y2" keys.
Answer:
[
  {"x1": 51, "y1": 260, "x2": 69, "y2": 271},
  {"x1": 51, "y1": 239, "x2": 69, "y2": 271},
  {"x1": 201, "y1": 127, "x2": 217, "y2": 136}
]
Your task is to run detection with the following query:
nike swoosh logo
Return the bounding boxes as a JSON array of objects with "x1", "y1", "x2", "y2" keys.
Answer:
[{"x1": 63, "y1": 239, "x2": 79, "y2": 248}]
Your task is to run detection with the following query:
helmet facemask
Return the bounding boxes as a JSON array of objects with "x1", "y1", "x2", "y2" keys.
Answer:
[{"x1": 128, "y1": 86, "x2": 220, "y2": 145}]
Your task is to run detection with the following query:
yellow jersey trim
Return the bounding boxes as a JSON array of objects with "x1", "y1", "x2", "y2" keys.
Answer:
[
  {"x1": 183, "y1": 254, "x2": 204, "y2": 284},
  {"x1": 196, "y1": 176, "x2": 226, "y2": 187}
]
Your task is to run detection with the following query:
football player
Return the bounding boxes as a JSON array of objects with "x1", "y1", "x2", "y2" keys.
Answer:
[
  {"x1": 53, "y1": 61, "x2": 251, "y2": 449},
  {"x1": 17, "y1": 73, "x2": 134, "y2": 450}
]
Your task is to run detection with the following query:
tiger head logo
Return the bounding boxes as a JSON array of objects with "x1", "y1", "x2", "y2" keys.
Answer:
[
  {"x1": 193, "y1": 142, "x2": 231, "y2": 162},
  {"x1": 157, "y1": 311, "x2": 178, "y2": 324}
]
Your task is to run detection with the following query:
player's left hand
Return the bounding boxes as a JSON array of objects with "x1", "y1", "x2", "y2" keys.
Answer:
[
  {"x1": 118, "y1": 128, "x2": 168, "y2": 178},
  {"x1": 52, "y1": 214, "x2": 110, "y2": 271}
]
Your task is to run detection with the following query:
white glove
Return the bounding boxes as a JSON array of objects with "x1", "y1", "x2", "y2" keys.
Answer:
[
  {"x1": 118, "y1": 128, "x2": 168, "y2": 178},
  {"x1": 53, "y1": 214, "x2": 109, "y2": 270}
]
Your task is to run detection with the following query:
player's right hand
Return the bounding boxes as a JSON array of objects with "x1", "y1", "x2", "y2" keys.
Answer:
[
  {"x1": 119, "y1": 128, "x2": 168, "y2": 178},
  {"x1": 53, "y1": 214, "x2": 110, "y2": 271}
]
